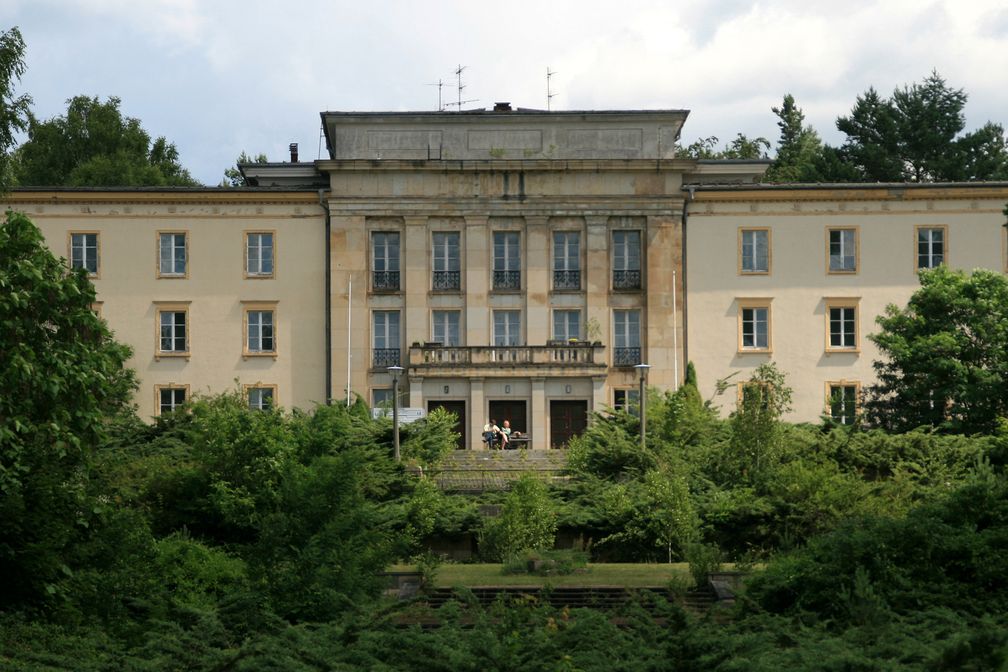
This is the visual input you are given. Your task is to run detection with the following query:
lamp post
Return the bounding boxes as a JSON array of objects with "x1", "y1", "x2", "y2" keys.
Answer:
[
  {"x1": 388, "y1": 365, "x2": 405, "y2": 461},
  {"x1": 634, "y1": 363, "x2": 650, "y2": 451}
]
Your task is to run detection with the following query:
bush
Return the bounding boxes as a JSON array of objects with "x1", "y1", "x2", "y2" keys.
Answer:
[
  {"x1": 479, "y1": 474, "x2": 557, "y2": 562},
  {"x1": 501, "y1": 549, "x2": 589, "y2": 576}
]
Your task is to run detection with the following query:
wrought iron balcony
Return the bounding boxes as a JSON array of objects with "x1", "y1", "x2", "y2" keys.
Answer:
[
  {"x1": 553, "y1": 269, "x2": 581, "y2": 290},
  {"x1": 613, "y1": 269, "x2": 641, "y2": 290},
  {"x1": 372, "y1": 270, "x2": 400, "y2": 291},
  {"x1": 409, "y1": 342, "x2": 606, "y2": 376},
  {"x1": 432, "y1": 270, "x2": 461, "y2": 291},
  {"x1": 372, "y1": 348, "x2": 401, "y2": 368},
  {"x1": 613, "y1": 347, "x2": 641, "y2": 366},
  {"x1": 492, "y1": 270, "x2": 521, "y2": 290}
]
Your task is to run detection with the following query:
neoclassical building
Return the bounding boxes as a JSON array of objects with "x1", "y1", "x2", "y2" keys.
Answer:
[{"x1": 13, "y1": 107, "x2": 1007, "y2": 442}]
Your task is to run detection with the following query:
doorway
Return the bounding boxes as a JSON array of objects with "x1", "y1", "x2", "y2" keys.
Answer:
[
  {"x1": 550, "y1": 400, "x2": 588, "y2": 449},
  {"x1": 488, "y1": 399, "x2": 528, "y2": 446},
  {"x1": 427, "y1": 400, "x2": 466, "y2": 451}
]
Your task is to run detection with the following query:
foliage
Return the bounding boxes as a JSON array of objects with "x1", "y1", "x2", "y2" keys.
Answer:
[
  {"x1": 479, "y1": 474, "x2": 558, "y2": 562},
  {"x1": 0, "y1": 27, "x2": 31, "y2": 192},
  {"x1": 728, "y1": 362, "x2": 792, "y2": 481},
  {"x1": 678, "y1": 133, "x2": 771, "y2": 159},
  {"x1": 501, "y1": 548, "x2": 589, "y2": 576},
  {"x1": 0, "y1": 211, "x2": 136, "y2": 607},
  {"x1": 763, "y1": 94, "x2": 824, "y2": 183},
  {"x1": 866, "y1": 266, "x2": 1008, "y2": 434},
  {"x1": 399, "y1": 406, "x2": 459, "y2": 469},
  {"x1": 220, "y1": 150, "x2": 268, "y2": 187},
  {"x1": 16, "y1": 95, "x2": 199, "y2": 187},
  {"x1": 684, "y1": 542, "x2": 722, "y2": 588}
]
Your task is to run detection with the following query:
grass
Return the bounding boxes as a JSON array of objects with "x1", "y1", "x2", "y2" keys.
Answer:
[{"x1": 388, "y1": 563, "x2": 693, "y2": 587}]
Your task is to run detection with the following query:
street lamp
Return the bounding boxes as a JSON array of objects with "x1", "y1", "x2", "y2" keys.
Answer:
[
  {"x1": 388, "y1": 365, "x2": 405, "y2": 461},
  {"x1": 634, "y1": 363, "x2": 650, "y2": 451}
]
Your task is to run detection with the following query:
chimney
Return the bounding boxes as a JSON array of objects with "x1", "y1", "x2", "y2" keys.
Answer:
[
  {"x1": 289, "y1": 143, "x2": 299, "y2": 162},
  {"x1": 493, "y1": 102, "x2": 512, "y2": 112}
]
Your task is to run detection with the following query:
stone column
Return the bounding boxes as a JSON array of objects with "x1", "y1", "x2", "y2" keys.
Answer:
[
  {"x1": 525, "y1": 215, "x2": 549, "y2": 345},
  {"x1": 591, "y1": 375, "x2": 607, "y2": 416},
  {"x1": 465, "y1": 216, "x2": 489, "y2": 346},
  {"x1": 531, "y1": 376, "x2": 546, "y2": 450},
  {"x1": 469, "y1": 377, "x2": 485, "y2": 451},
  {"x1": 409, "y1": 375, "x2": 424, "y2": 408}
]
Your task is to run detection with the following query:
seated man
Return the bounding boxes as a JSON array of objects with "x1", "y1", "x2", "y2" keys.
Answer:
[{"x1": 483, "y1": 419, "x2": 500, "y2": 449}]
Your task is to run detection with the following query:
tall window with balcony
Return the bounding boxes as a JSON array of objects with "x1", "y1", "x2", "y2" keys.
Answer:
[
  {"x1": 432, "y1": 232, "x2": 461, "y2": 291},
  {"x1": 493, "y1": 310, "x2": 521, "y2": 346},
  {"x1": 553, "y1": 231, "x2": 581, "y2": 290},
  {"x1": 373, "y1": 310, "x2": 400, "y2": 367},
  {"x1": 612, "y1": 230, "x2": 641, "y2": 289},
  {"x1": 372, "y1": 232, "x2": 400, "y2": 291},
  {"x1": 432, "y1": 310, "x2": 461, "y2": 346},
  {"x1": 493, "y1": 232, "x2": 521, "y2": 290},
  {"x1": 613, "y1": 309, "x2": 641, "y2": 365},
  {"x1": 553, "y1": 310, "x2": 581, "y2": 341}
]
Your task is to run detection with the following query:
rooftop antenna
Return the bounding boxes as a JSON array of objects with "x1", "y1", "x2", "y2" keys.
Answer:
[
  {"x1": 445, "y1": 64, "x2": 478, "y2": 110},
  {"x1": 547, "y1": 67, "x2": 557, "y2": 111},
  {"x1": 426, "y1": 78, "x2": 447, "y2": 111}
]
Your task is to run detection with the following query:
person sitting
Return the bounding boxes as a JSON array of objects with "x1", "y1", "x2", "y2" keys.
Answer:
[
  {"x1": 483, "y1": 419, "x2": 501, "y2": 449},
  {"x1": 500, "y1": 419, "x2": 512, "y2": 448}
]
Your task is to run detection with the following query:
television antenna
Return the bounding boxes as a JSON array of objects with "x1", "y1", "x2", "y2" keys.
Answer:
[
  {"x1": 426, "y1": 79, "x2": 448, "y2": 111},
  {"x1": 445, "y1": 64, "x2": 478, "y2": 110},
  {"x1": 547, "y1": 67, "x2": 557, "y2": 111}
]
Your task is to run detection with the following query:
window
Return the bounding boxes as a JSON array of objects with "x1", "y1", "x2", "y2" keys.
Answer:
[
  {"x1": 739, "y1": 228, "x2": 770, "y2": 274},
  {"x1": 432, "y1": 310, "x2": 461, "y2": 346},
  {"x1": 372, "y1": 231, "x2": 400, "y2": 291},
  {"x1": 916, "y1": 226, "x2": 946, "y2": 269},
  {"x1": 373, "y1": 388, "x2": 394, "y2": 409},
  {"x1": 738, "y1": 300, "x2": 771, "y2": 352},
  {"x1": 432, "y1": 232, "x2": 461, "y2": 290},
  {"x1": 613, "y1": 389, "x2": 640, "y2": 413},
  {"x1": 493, "y1": 232, "x2": 521, "y2": 290},
  {"x1": 827, "y1": 382, "x2": 859, "y2": 425},
  {"x1": 155, "y1": 303, "x2": 190, "y2": 357},
  {"x1": 246, "y1": 385, "x2": 276, "y2": 411},
  {"x1": 156, "y1": 385, "x2": 188, "y2": 415},
  {"x1": 158, "y1": 231, "x2": 187, "y2": 277},
  {"x1": 737, "y1": 382, "x2": 772, "y2": 409},
  {"x1": 553, "y1": 231, "x2": 581, "y2": 290},
  {"x1": 612, "y1": 230, "x2": 641, "y2": 289},
  {"x1": 553, "y1": 310, "x2": 581, "y2": 341},
  {"x1": 613, "y1": 309, "x2": 641, "y2": 366},
  {"x1": 827, "y1": 228, "x2": 857, "y2": 273},
  {"x1": 493, "y1": 310, "x2": 521, "y2": 346},
  {"x1": 243, "y1": 303, "x2": 277, "y2": 356},
  {"x1": 373, "y1": 310, "x2": 400, "y2": 367},
  {"x1": 246, "y1": 231, "x2": 274, "y2": 277},
  {"x1": 69, "y1": 232, "x2": 99, "y2": 276},
  {"x1": 825, "y1": 299, "x2": 859, "y2": 351}
]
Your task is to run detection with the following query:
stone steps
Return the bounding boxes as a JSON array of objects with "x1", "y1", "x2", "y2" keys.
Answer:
[{"x1": 433, "y1": 450, "x2": 569, "y2": 492}]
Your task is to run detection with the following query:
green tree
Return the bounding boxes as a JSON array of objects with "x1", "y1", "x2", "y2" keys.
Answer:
[
  {"x1": 480, "y1": 474, "x2": 557, "y2": 561},
  {"x1": 729, "y1": 363, "x2": 792, "y2": 481},
  {"x1": 763, "y1": 94, "x2": 824, "y2": 182},
  {"x1": 0, "y1": 211, "x2": 136, "y2": 606},
  {"x1": 0, "y1": 27, "x2": 31, "y2": 192},
  {"x1": 866, "y1": 266, "x2": 1008, "y2": 434},
  {"x1": 16, "y1": 95, "x2": 199, "y2": 187},
  {"x1": 678, "y1": 133, "x2": 770, "y2": 159},
  {"x1": 220, "y1": 151, "x2": 268, "y2": 187}
]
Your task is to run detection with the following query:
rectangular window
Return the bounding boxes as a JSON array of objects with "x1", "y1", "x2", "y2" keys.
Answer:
[
  {"x1": 245, "y1": 308, "x2": 276, "y2": 355},
  {"x1": 372, "y1": 231, "x2": 400, "y2": 290},
  {"x1": 613, "y1": 389, "x2": 640, "y2": 413},
  {"x1": 157, "y1": 386, "x2": 188, "y2": 415},
  {"x1": 827, "y1": 382, "x2": 859, "y2": 425},
  {"x1": 739, "y1": 228, "x2": 770, "y2": 274},
  {"x1": 493, "y1": 310, "x2": 521, "y2": 346},
  {"x1": 553, "y1": 231, "x2": 581, "y2": 290},
  {"x1": 916, "y1": 226, "x2": 946, "y2": 269},
  {"x1": 246, "y1": 232, "x2": 274, "y2": 277},
  {"x1": 553, "y1": 310, "x2": 581, "y2": 341},
  {"x1": 827, "y1": 228, "x2": 857, "y2": 273},
  {"x1": 157, "y1": 307, "x2": 189, "y2": 356},
  {"x1": 158, "y1": 231, "x2": 187, "y2": 277},
  {"x1": 612, "y1": 230, "x2": 641, "y2": 289},
  {"x1": 373, "y1": 310, "x2": 401, "y2": 367},
  {"x1": 493, "y1": 232, "x2": 521, "y2": 290},
  {"x1": 738, "y1": 301, "x2": 771, "y2": 352},
  {"x1": 373, "y1": 388, "x2": 394, "y2": 409},
  {"x1": 432, "y1": 232, "x2": 461, "y2": 290},
  {"x1": 613, "y1": 309, "x2": 641, "y2": 366},
  {"x1": 69, "y1": 232, "x2": 100, "y2": 276},
  {"x1": 827, "y1": 303, "x2": 858, "y2": 351},
  {"x1": 246, "y1": 385, "x2": 276, "y2": 411},
  {"x1": 432, "y1": 310, "x2": 461, "y2": 346}
]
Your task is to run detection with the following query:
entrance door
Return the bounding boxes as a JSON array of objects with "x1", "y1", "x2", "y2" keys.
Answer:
[
  {"x1": 428, "y1": 400, "x2": 466, "y2": 451},
  {"x1": 550, "y1": 400, "x2": 588, "y2": 449},
  {"x1": 488, "y1": 400, "x2": 528, "y2": 445}
]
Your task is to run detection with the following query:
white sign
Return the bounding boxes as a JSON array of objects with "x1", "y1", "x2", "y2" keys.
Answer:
[{"x1": 371, "y1": 407, "x2": 426, "y2": 424}]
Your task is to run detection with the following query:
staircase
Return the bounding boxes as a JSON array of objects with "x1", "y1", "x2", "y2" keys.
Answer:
[{"x1": 432, "y1": 449, "x2": 569, "y2": 492}]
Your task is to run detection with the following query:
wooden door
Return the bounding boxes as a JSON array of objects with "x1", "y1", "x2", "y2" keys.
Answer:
[{"x1": 550, "y1": 400, "x2": 588, "y2": 449}]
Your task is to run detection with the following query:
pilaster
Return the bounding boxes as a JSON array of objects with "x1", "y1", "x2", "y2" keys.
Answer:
[
  {"x1": 525, "y1": 215, "x2": 550, "y2": 345},
  {"x1": 465, "y1": 215, "x2": 489, "y2": 346},
  {"x1": 531, "y1": 376, "x2": 546, "y2": 450},
  {"x1": 469, "y1": 377, "x2": 485, "y2": 451}
]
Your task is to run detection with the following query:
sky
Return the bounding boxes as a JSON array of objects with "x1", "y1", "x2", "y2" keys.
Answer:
[{"x1": 5, "y1": 0, "x2": 1008, "y2": 186}]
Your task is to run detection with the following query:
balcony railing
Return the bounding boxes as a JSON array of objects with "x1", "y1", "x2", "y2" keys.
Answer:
[
  {"x1": 372, "y1": 270, "x2": 400, "y2": 291},
  {"x1": 553, "y1": 269, "x2": 581, "y2": 290},
  {"x1": 613, "y1": 347, "x2": 641, "y2": 366},
  {"x1": 613, "y1": 269, "x2": 641, "y2": 290},
  {"x1": 492, "y1": 269, "x2": 521, "y2": 290},
  {"x1": 410, "y1": 343, "x2": 605, "y2": 369},
  {"x1": 372, "y1": 348, "x2": 401, "y2": 368},
  {"x1": 432, "y1": 270, "x2": 461, "y2": 291}
]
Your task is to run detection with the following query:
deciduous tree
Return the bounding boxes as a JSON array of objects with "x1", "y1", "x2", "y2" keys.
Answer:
[{"x1": 0, "y1": 27, "x2": 31, "y2": 191}]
